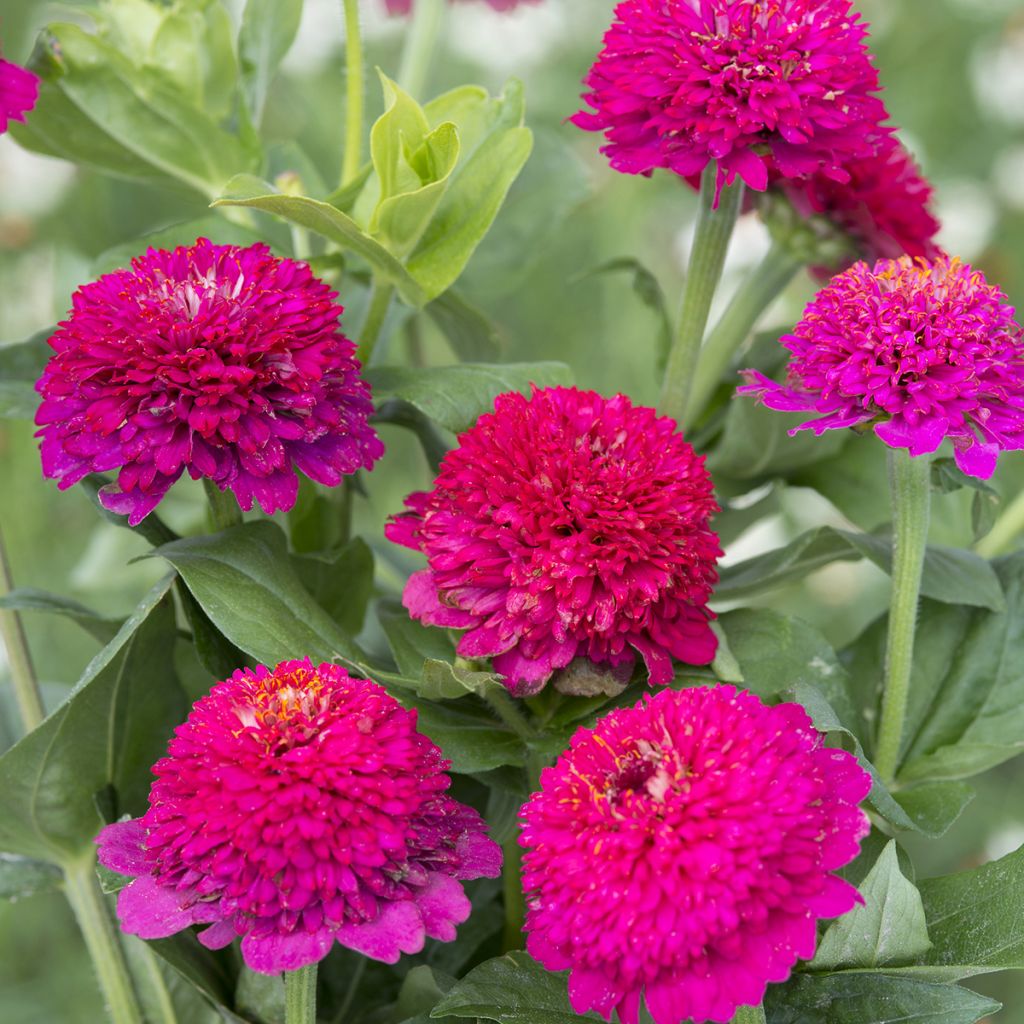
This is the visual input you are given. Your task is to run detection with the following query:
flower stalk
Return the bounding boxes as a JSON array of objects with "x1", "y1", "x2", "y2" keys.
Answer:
[
  {"x1": 874, "y1": 448, "x2": 932, "y2": 783},
  {"x1": 204, "y1": 478, "x2": 243, "y2": 532},
  {"x1": 285, "y1": 964, "x2": 318, "y2": 1024},
  {"x1": 341, "y1": 0, "x2": 365, "y2": 186},
  {"x1": 0, "y1": 525, "x2": 45, "y2": 732},
  {"x1": 732, "y1": 1005, "x2": 767, "y2": 1024},
  {"x1": 660, "y1": 163, "x2": 744, "y2": 424},
  {"x1": 357, "y1": 281, "x2": 396, "y2": 365},
  {"x1": 688, "y1": 240, "x2": 802, "y2": 421},
  {"x1": 398, "y1": 0, "x2": 446, "y2": 99}
]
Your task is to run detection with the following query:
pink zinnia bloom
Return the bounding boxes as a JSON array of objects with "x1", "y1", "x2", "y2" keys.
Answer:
[
  {"x1": 383, "y1": 0, "x2": 536, "y2": 13},
  {"x1": 0, "y1": 50, "x2": 38, "y2": 134},
  {"x1": 97, "y1": 660, "x2": 501, "y2": 974},
  {"x1": 740, "y1": 255, "x2": 1024, "y2": 479},
  {"x1": 386, "y1": 386, "x2": 721, "y2": 697},
  {"x1": 520, "y1": 686, "x2": 871, "y2": 1024},
  {"x1": 780, "y1": 136, "x2": 942, "y2": 275},
  {"x1": 571, "y1": 0, "x2": 889, "y2": 199},
  {"x1": 36, "y1": 239, "x2": 383, "y2": 525}
]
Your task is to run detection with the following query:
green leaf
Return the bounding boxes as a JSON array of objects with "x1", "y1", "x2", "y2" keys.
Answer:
[
  {"x1": 236, "y1": 965, "x2": 285, "y2": 1024},
  {"x1": 765, "y1": 975, "x2": 998, "y2": 1024},
  {"x1": 844, "y1": 553, "x2": 1024, "y2": 782},
  {"x1": 144, "y1": 931, "x2": 240, "y2": 1019},
  {"x1": 893, "y1": 782, "x2": 975, "y2": 838},
  {"x1": 292, "y1": 538, "x2": 376, "y2": 637},
  {"x1": 177, "y1": 583, "x2": 249, "y2": 681},
  {"x1": 411, "y1": 699, "x2": 526, "y2": 774},
  {"x1": 365, "y1": 362, "x2": 572, "y2": 434},
  {"x1": 0, "y1": 329, "x2": 50, "y2": 420},
  {"x1": 0, "y1": 576, "x2": 185, "y2": 863},
  {"x1": 123, "y1": 934, "x2": 224, "y2": 1024},
  {"x1": 0, "y1": 854, "x2": 63, "y2": 901},
  {"x1": 407, "y1": 81, "x2": 533, "y2": 300},
  {"x1": 238, "y1": 0, "x2": 304, "y2": 123},
  {"x1": 425, "y1": 290, "x2": 502, "y2": 362},
  {"x1": 378, "y1": 599, "x2": 457, "y2": 679},
  {"x1": 153, "y1": 521, "x2": 362, "y2": 668},
  {"x1": 0, "y1": 587, "x2": 122, "y2": 644},
  {"x1": 213, "y1": 186, "x2": 428, "y2": 306},
  {"x1": 371, "y1": 73, "x2": 433, "y2": 203},
  {"x1": 813, "y1": 842, "x2": 931, "y2": 970},
  {"x1": 431, "y1": 951, "x2": 601, "y2": 1023},
  {"x1": 717, "y1": 526, "x2": 1004, "y2": 612}
]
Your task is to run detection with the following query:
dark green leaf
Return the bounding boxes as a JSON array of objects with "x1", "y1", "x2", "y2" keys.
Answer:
[
  {"x1": 893, "y1": 782, "x2": 975, "y2": 838},
  {"x1": 0, "y1": 854, "x2": 63, "y2": 901},
  {"x1": 812, "y1": 842, "x2": 931, "y2": 970},
  {"x1": 293, "y1": 539, "x2": 375, "y2": 637},
  {"x1": 411, "y1": 700, "x2": 525, "y2": 774},
  {"x1": 238, "y1": 0, "x2": 304, "y2": 123},
  {"x1": 0, "y1": 588, "x2": 121, "y2": 644},
  {"x1": 431, "y1": 951, "x2": 601, "y2": 1023},
  {"x1": 236, "y1": 965, "x2": 285, "y2": 1024},
  {"x1": 366, "y1": 362, "x2": 572, "y2": 434},
  {"x1": 0, "y1": 576, "x2": 184, "y2": 862},
  {"x1": 0, "y1": 329, "x2": 50, "y2": 420},
  {"x1": 123, "y1": 934, "x2": 223, "y2": 1024},
  {"x1": 426, "y1": 290, "x2": 502, "y2": 362},
  {"x1": 153, "y1": 521, "x2": 362, "y2": 667},
  {"x1": 177, "y1": 584, "x2": 249, "y2": 680},
  {"x1": 144, "y1": 930, "x2": 240, "y2": 1017}
]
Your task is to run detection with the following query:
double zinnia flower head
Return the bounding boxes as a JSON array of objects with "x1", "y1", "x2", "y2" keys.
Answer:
[
  {"x1": 387, "y1": 386, "x2": 722, "y2": 696},
  {"x1": 36, "y1": 239, "x2": 384, "y2": 525},
  {"x1": 98, "y1": 660, "x2": 501, "y2": 973}
]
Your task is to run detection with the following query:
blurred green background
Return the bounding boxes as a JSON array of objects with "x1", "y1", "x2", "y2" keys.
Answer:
[{"x1": 3, "y1": 0, "x2": 1024, "y2": 1020}]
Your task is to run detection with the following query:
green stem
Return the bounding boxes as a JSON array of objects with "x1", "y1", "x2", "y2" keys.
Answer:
[
  {"x1": 397, "y1": 0, "x2": 446, "y2": 99},
  {"x1": 203, "y1": 478, "x2": 243, "y2": 532},
  {"x1": 874, "y1": 449, "x2": 932, "y2": 784},
  {"x1": 341, "y1": 0, "x2": 365, "y2": 187},
  {"x1": 480, "y1": 685, "x2": 535, "y2": 742},
  {"x1": 0, "y1": 524, "x2": 45, "y2": 731},
  {"x1": 688, "y1": 240, "x2": 802, "y2": 421},
  {"x1": 976, "y1": 488, "x2": 1024, "y2": 558},
  {"x1": 285, "y1": 964, "x2": 318, "y2": 1024},
  {"x1": 64, "y1": 858, "x2": 144, "y2": 1024},
  {"x1": 731, "y1": 1005, "x2": 767, "y2": 1024},
  {"x1": 357, "y1": 281, "x2": 396, "y2": 365},
  {"x1": 659, "y1": 163, "x2": 744, "y2": 424},
  {"x1": 501, "y1": 835, "x2": 525, "y2": 952}
]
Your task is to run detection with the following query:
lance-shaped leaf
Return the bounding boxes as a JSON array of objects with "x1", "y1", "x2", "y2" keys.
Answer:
[{"x1": 238, "y1": 0, "x2": 304, "y2": 123}]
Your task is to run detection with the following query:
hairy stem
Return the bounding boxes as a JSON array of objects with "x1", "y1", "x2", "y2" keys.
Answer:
[
  {"x1": 0, "y1": 524, "x2": 45, "y2": 731},
  {"x1": 875, "y1": 449, "x2": 932, "y2": 783},
  {"x1": 688, "y1": 241, "x2": 802, "y2": 421},
  {"x1": 731, "y1": 1005, "x2": 767, "y2": 1024},
  {"x1": 203, "y1": 478, "x2": 243, "y2": 531},
  {"x1": 285, "y1": 964, "x2": 318, "y2": 1024},
  {"x1": 64, "y1": 858, "x2": 144, "y2": 1024},
  {"x1": 502, "y1": 835, "x2": 525, "y2": 952},
  {"x1": 341, "y1": 0, "x2": 365, "y2": 187},
  {"x1": 480, "y1": 685, "x2": 535, "y2": 742},
  {"x1": 659, "y1": 163, "x2": 744, "y2": 424},
  {"x1": 398, "y1": 0, "x2": 446, "y2": 99},
  {"x1": 357, "y1": 281, "x2": 396, "y2": 365}
]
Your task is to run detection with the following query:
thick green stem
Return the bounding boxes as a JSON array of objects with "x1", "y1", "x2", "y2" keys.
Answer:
[
  {"x1": 659, "y1": 163, "x2": 744, "y2": 424},
  {"x1": 480, "y1": 685, "x2": 535, "y2": 742},
  {"x1": 357, "y1": 281, "x2": 395, "y2": 365},
  {"x1": 976, "y1": 488, "x2": 1024, "y2": 558},
  {"x1": 688, "y1": 241, "x2": 802, "y2": 421},
  {"x1": 731, "y1": 1005, "x2": 767, "y2": 1024},
  {"x1": 874, "y1": 449, "x2": 932, "y2": 783},
  {"x1": 397, "y1": 0, "x2": 445, "y2": 99},
  {"x1": 341, "y1": 0, "x2": 365, "y2": 187},
  {"x1": 64, "y1": 858, "x2": 144, "y2": 1024},
  {"x1": 285, "y1": 964, "x2": 318, "y2": 1024},
  {"x1": 0, "y1": 525, "x2": 45, "y2": 731},
  {"x1": 203, "y1": 478, "x2": 243, "y2": 531}
]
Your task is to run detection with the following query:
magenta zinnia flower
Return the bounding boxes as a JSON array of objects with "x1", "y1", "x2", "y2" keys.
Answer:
[
  {"x1": 520, "y1": 686, "x2": 871, "y2": 1024},
  {"x1": 35, "y1": 239, "x2": 383, "y2": 525},
  {"x1": 779, "y1": 136, "x2": 942, "y2": 275},
  {"x1": 97, "y1": 660, "x2": 501, "y2": 974},
  {"x1": 386, "y1": 386, "x2": 721, "y2": 697},
  {"x1": 572, "y1": 0, "x2": 888, "y2": 198},
  {"x1": 740, "y1": 255, "x2": 1024, "y2": 478},
  {"x1": 0, "y1": 50, "x2": 38, "y2": 133}
]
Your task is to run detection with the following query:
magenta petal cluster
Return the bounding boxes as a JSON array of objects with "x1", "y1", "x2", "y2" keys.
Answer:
[
  {"x1": 35, "y1": 239, "x2": 384, "y2": 525},
  {"x1": 520, "y1": 686, "x2": 871, "y2": 1024},
  {"x1": 572, "y1": 0, "x2": 888, "y2": 198},
  {"x1": 781, "y1": 136, "x2": 942, "y2": 274},
  {"x1": 0, "y1": 51, "x2": 38, "y2": 134},
  {"x1": 96, "y1": 660, "x2": 501, "y2": 974},
  {"x1": 386, "y1": 386, "x2": 721, "y2": 697},
  {"x1": 740, "y1": 255, "x2": 1024, "y2": 478}
]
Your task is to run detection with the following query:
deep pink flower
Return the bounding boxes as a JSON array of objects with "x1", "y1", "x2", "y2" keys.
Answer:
[
  {"x1": 572, "y1": 0, "x2": 889, "y2": 199},
  {"x1": 383, "y1": 0, "x2": 536, "y2": 13},
  {"x1": 36, "y1": 239, "x2": 383, "y2": 525},
  {"x1": 520, "y1": 686, "x2": 871, "y2": 1024},
  {"x1": 740, "y1": 255, "x2": 1024, "y2": 479},
  {"x1": 780, "y1": 136, "x2": 942, "y2": 275},
  {"x1": 97, "y1": 660, "x2": 501, "y2": 974},
  {"x1": 386, "y1": 386, "x2": 721, "y2": 697},
  {"x1": 0, "y1": 51, "x2": 38, "y2": 133}
]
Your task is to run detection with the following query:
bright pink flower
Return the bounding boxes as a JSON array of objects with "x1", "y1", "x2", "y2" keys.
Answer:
[
  {"x1": 572, "y1": 0, "x2": 888, "y2": 200},
  {"x1": 386, "y1": 387, "x2": 720, "y2": 697},
  {"x1": 780, "y1": 136, "x2": 942, "y2": 275},
  {"x1": 520, "y1": 686, "x2": 871, "y2": 1024},
  {"x1": 36, "y1": 239, "x2": 383, "y2": 525},
  {"x1": 97, "y1": 660, "x2": 501, "y2": 975},
  {"x1": 0, "y1": 51, "x2": 38, "y2": 134},
  {"x1": 383, "y1": 0, "x2": 536, "y2": 12},
  {"x1": 740, "y1": 255, "x2": 1024, "y2": 479}
]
